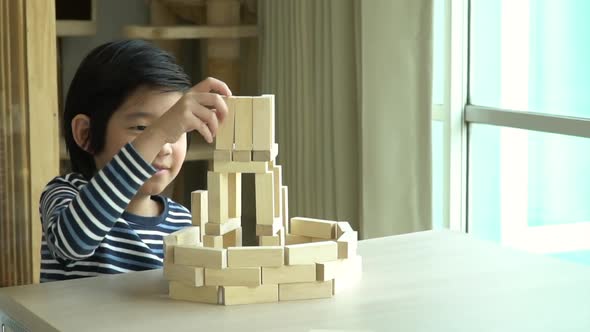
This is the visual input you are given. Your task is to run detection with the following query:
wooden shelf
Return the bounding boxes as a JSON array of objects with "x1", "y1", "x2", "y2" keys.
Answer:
[{"x1": 122, "y1": 25, "x2": 257, "y2": 40}]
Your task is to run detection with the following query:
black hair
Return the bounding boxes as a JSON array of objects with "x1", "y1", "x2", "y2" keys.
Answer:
[{"x1": 63, "y1": 39, "x2": 191, "y2": 179}]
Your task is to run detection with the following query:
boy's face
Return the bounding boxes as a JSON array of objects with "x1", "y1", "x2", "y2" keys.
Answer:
[{"x1": 94, "y1": 86, "x2": 186, "y2": 197}]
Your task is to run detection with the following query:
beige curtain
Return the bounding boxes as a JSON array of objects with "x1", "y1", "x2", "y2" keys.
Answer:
[{"x1": 258, "y1": 0, "x2": 432, "y2": 239}]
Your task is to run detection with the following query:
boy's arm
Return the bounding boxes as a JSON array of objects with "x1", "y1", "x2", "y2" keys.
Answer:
[{"x1": 40, "y1": 143, "x2": 156, "y2": 261}]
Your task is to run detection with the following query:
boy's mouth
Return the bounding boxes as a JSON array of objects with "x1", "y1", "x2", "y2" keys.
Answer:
[{"x1": 152, "y1": 164, "x2": 171, "y2": 172}]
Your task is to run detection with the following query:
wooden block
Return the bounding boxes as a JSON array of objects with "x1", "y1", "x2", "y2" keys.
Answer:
[
  {"x1": 213, "y1": 149, "x2": 232, "y2": 161},
  {"x1": 290, "y1": 217, "x2": 336, "y2": 239},
  {"x1": 174, "y1": 245, "x2": 227, "y2": 269},
  {"x1": 207, "y1": 171, "x2": 228, "y2": 223},
  {"x1": 205, "y1": 267, "x2": 261, "y2": 287},
  {"x1": 279, "y1": 280, "x2": 333, "y2": 302},
  {"x1": 271, "y1": 165, "x2": 282, "y2": 218},
  {"x1": 285, "y1": 242, "x2": 338, "y2": 265},
  {"x1": 252, "y1": 143, "x2": 279, "y2": 162},
  {"x1": 252, "y1": 95, "x2": 275, "y2": 151},
  {"x1": 337, "y1": 231, "x2": 358, "y2": 259},
  {"x1": 255, "y1": 172, "x2": 275, "y2": 225},
  {"x1": 164, "y1": 242, "x2": 175, "y2": 263},
  {"x1": 255, "y1": 217, "x2": 282, "y2": 236},
  {"x1": 222, "y1": 284, "x2": 278, "y2": 305},
  {"x1": 285, "y1": 234, "x2": 312, "y2": 245},
  {"x1": 163, "y1": 234, "x2": 178, "y2": 264},
  {"x1": 204, "y1": 235, "x2": 223, "y2": 249},
  {"x1": 232, "y1": 150, "x2": 252, "y2": 162},
  {"x1": 335, "y1": 221, "x2": 354, "y2": 239},
  {"x1": 316, "y1": 259, "x2": 347, "y2": 281},
  {"x1": 228, "y1": 172, "x2": 241, "y2": 218},
  {"x1": 311, "y1": 238, "x2": 329, "y2": 243},
  {"x1": 259, "y1": 227, "x2": 285, "y2": 246},
  {"x1": 222, "y1": 227, "x2": 242, "y2": 248},
  {"x1": 333, "y1": 255, "x2": 363, "y2": 294},
  {"x1": 259, "y1": 235, "x2": 280, "y2": 246},
  {"x1": 167, "y1": 226, "x2": 201, "y2": 245},
  {"x1": 233, "y1": 96, "x2": 253, "y2": 150},
  {"x1": 169, "y1": 281, "x2": 220, "y2": 304},
  {"x1": 216, "y1": 96, "x2": 235, "y2": 150},
  {"x1": 205, "y1": 217, "x2": 241, "y2": 236},
  {"x1": 213, "y1": 161, "x2": 268, "y2": 173},
  {"x1": 262, "y1": 264, "x2": 316, "y2": 284},
  {"x1": 164, "y1": 263, "x2": 205, "y2": 287},
  {"x1": 281, "y1": 186, "x2": 289, "y2": 232},
  {"x1": 191, "y1": 190, "x2": 208, "y2": 241},
  {"x1": 227, "y1": 246, "x2": 284, "y2": 267}
]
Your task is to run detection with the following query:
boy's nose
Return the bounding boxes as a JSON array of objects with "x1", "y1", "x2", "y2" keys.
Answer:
[{"x1": 158, "y1": 142, "x2": 173, "y2": 156}]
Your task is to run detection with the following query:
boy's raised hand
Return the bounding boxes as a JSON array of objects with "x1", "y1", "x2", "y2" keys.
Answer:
[
  {"x1": 132, "y1": 77, "x2": 232, "y2": 164},
  {"x1": 158, "y1": 77, "x2": 233, "y2": 144}
]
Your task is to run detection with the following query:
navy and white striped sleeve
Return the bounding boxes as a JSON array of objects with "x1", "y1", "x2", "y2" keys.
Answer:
[{"x1": 40, "y1": 143, "x2": 156, "y2": 261}]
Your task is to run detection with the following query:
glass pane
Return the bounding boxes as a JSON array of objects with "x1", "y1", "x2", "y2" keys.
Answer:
[
  {"x1": 470, "y1": 0, "x2": 590, "y2": 117},
  {"x1": 469, "y1": 123, "x2": 590, "y2": 265},
  {"x1": 432, "y1": 121, "x2": 444, "y2": 229},
  {"x1": 432, "y1": 0, "x2": 445, "y2": 105},
  {"x1": 551, "y1": 251, "x2": 590, "y2": 266}
]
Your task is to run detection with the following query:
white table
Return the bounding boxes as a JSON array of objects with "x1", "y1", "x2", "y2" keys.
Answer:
[{"x1": 1, "y1": 230, "x2": 589, "y2": 331}]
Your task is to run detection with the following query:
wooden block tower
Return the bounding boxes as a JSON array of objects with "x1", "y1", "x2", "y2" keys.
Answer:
[{"x1": 163, "y1": 95, "x2": 362, "y2": 305}]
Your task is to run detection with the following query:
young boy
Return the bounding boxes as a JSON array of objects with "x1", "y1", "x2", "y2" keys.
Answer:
[{"x1": 39, "y1": 39, "x2": 232, "y2": 282}]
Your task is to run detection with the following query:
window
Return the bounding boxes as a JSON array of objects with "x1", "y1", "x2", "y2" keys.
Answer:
[{"x1": 465, "y1": 0, "x2": 590, "y2": 265}]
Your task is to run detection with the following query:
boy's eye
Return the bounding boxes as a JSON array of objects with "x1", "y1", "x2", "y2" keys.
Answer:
[{"x1": 130, "y1": 125, "x2": 147, "y2": 131}]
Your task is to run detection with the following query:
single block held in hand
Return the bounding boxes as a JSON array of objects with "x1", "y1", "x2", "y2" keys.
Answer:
[{"x1": 216, "y1": 97, "x2": 236, "y2": 150}]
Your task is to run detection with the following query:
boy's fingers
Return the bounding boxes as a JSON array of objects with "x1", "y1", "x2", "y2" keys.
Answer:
[
  {"x1": 193, "y1": 92, "x2": 228, "y2": 123},
  {"x1": 192, "y1": 77, "x2": 233, "y2": 96},
  {"x1": 193, "y1": 116, "x2": 214, "y2": 144},
  {"x1": 194, "y1": 104, "x2": 219, "y2": 138}
]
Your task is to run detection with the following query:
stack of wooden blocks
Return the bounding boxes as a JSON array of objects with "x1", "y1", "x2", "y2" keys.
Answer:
[{"x1": 163, "y1": 95, "x2": 362, "y2": 305}]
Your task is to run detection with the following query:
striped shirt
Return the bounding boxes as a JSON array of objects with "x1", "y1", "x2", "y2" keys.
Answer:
[{"x1": 39, "y1": 143, "x2": 192, "y2": 282}]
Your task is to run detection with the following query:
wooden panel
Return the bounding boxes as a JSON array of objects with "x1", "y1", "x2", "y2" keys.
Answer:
[
  {"x1": 1, "y1": 0, "x2": 57, "y2": 287},
  {"x1": 25, "y1": 0, "x2": 60, "y2": 285}
]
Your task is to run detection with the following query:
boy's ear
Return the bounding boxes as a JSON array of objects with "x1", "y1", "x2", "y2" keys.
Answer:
[{"x1": 71, "y1": 114, "x2": 93, "y2": 153}]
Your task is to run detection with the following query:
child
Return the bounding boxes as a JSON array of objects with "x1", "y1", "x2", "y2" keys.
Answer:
[{"x1": 39, "y1": 39, "x2": 231, "y2": 282}]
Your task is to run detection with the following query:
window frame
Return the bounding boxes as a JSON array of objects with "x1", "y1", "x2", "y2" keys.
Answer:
[{"x1": 447, "y1": 0, "x2": 590, "y2": 253}]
